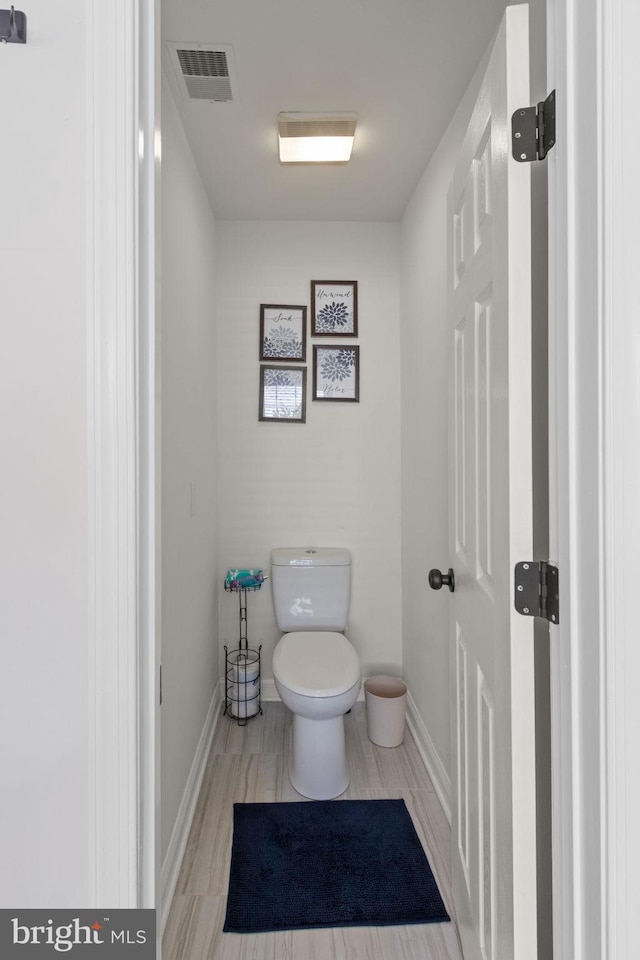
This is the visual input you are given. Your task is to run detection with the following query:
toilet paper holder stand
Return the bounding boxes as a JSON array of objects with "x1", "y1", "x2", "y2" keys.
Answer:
[{"x1": 223, "y1": 576, "x2": 263, "y2": 726}]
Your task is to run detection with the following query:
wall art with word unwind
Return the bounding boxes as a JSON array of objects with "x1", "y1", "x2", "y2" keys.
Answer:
[{"x1": 311, "y1": 281, "x2": 358, "y2": 337}]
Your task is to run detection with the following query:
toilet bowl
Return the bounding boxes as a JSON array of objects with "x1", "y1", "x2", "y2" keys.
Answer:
[
  {"x1": 272, "y1": 630, "x2": 360, "y2": 800},
  {"x1": 271, "y1": 547, "x2": 360, "y2": 800}
]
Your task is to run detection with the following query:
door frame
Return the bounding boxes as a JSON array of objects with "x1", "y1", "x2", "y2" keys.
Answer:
[
  {"x1": 87, "y1": 0, "x2": 159, "y2": 909},
  {"x1": 548, "y1": 0, "x2": 640, "y2": 957},
  {"x1": 91, "y1": 0, "x2": 640, "y2": 957}
]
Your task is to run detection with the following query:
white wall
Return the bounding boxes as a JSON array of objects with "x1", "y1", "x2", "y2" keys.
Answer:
[
  {"x1": 215, "y1": 222, "x2": 402, "y2": 689},
  {"x1": 0, "y1": 1, "x2": 91, "y2": 906},
  {"x1": 160, "y1": 75, "x2": 219, "y2": 860}
]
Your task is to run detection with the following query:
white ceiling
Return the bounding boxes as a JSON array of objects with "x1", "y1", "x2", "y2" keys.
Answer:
[{"x1": 162, "y1": 0, "x2": 508, "y2": 222}]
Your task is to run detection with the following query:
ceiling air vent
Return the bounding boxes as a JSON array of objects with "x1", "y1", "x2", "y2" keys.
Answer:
[
  {"x1": 277, "y1": 115, "x2": 357, "y2": 140},
  {"x1": 167, "y1": 42, "x2": 239, "y2": 103}
]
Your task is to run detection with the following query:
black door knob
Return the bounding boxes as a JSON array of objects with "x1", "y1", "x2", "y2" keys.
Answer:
[{"x1": 428, "y1": 568, "x2": 455, "y2": 593}]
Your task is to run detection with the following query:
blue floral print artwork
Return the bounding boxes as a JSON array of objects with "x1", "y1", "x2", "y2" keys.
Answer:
[
  {"x1": 263, "y1": 367, "x2": 296, "y2": 387},
  {"x1": 314, "y1": 301, "x2": 350, "y2": 333},
  {"x1": 311, "y1": 281, "x2": 358, "y2": 336},
  {"x1": 260, "y1": 305, "x2": 306, "y2": 361},
  {"x1": 262, "y1": 327, "x2": 303, "y2": 359},
  {"x1": 320, "y1": 348, "x2": 356, "y2": 382},
  {"x1": 260, "y1": 365, "x2": 306, "y2": 421},
  {"x1": 314, "y1": 346, "x2": 359, "y2": 402}
]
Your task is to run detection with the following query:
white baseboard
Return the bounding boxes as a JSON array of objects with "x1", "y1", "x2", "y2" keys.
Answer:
[
  {"x1": 405, "y1": 691, "x2": 452, "y2": 824},
  {"x1": 160, "y1": 683, "x2": 223, "y2": 933},
  {"x1": 259, "y1": 676, "x2": 279, "y2": 701}
]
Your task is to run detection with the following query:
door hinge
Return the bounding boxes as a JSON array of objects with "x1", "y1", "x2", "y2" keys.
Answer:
[
  {"x1": 512, "y1": 90, "x2": 556, "y2": 162},
  {"x1": 514, "y1": 561, "x2": 559, "y2": 624},
  {"x1": 0, "y1": 7, "x2": 27, "y2": 44}
]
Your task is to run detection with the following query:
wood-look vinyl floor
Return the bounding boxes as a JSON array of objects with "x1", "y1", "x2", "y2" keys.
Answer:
[{"x1": 163, "y1": 702, "x2": 463, "y2": 960}]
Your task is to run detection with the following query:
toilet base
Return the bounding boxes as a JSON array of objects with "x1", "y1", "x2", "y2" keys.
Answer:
[{"x1": 289, "y1": 714, "x2": 349, "y2": 800}]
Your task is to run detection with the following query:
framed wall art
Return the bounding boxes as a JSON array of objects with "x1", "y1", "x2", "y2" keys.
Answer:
[
  {"x1": 259, "y1": 365, "x2": 307, "y2": 422},
  {"x1": 311, "y1": 281, "x2": 358, "y2": 336},
  {"x1": 259, "y1": 304, "x2": 307, "y2": 361},
  {"x1": 312, "y1": 345, "x2": 360, "y2": 402}
]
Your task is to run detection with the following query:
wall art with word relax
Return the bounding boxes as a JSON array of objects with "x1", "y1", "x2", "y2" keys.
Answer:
[{"x1": 312, "y1": 345, "x2": 360, "y2": 402}]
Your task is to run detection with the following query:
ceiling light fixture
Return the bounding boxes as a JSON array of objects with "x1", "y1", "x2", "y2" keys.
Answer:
[{"x1": 278, "y1": 112, "x2": 357, "y2": 164}]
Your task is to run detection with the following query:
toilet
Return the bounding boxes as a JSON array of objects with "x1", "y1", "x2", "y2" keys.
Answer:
[{"x1": 271, "y1": 547, "x2": 360, "y2": 800}]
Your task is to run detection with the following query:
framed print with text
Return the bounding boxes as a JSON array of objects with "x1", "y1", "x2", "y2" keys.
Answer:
[
  {"x1": 259, "y1": 304, "x2": 307, "y2": 361},
  {"x1": 311, "y1": 281, "x2": 358, "y2": 336},
  {"x1": 312, "y1": 345, "x2": 359, "y2": 402}
]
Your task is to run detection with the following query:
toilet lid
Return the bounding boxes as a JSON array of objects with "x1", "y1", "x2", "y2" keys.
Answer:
[{"x1": 273, "y1": 632, "x2": 360, "y2": 698}]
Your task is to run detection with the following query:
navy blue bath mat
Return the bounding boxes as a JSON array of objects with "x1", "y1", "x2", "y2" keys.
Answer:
[{"x1": 223, "y1": 798, "x2": 450, "y2": 933}]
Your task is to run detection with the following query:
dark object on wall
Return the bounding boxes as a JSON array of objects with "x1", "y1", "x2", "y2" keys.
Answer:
[
  {"x1": 312, "y1": 344, "x2": 360, "y2": 402},
  {"x1": 259, "y1": 364, "x2": 307, "y2": 422},
  {"x1": 0, "y1": 7, "x2": 27, "y2": 44},
  {"x1": 259, "y1": 304, "x2": 307, "y2": 362},
  {"x1": 311, "y1": 280, "x2": 358, "y2": 336}
]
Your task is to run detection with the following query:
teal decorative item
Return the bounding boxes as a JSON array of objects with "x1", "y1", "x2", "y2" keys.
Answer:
[
  {"x1": 224, "y1": 566, "x2": 265, "y2": 725},
  {"x1": 225, "y1": 569, "x2": 266, "y2": 591}
]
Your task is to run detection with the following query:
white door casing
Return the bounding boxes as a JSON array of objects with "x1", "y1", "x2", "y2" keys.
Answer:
[
  {"x1": 87, "y1": 0, "x2": 159, "y2": 908},
  {"x1": 447, "y1": 6, "x2": 536, "y2": 959},
  {"x1": 548, "y1": 1, "x2": 640, "y2": 958}
]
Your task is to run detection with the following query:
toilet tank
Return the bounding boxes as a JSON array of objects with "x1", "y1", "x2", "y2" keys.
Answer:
[{"x1": 271, "y1": 547, "x2": 351, "y2": 632}]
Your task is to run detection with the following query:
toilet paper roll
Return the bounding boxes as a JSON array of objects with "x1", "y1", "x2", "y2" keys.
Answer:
[
  {"x1": 228, "y1": 651, "x2": 260, "y2": 718},
  {"x1": 230, "y1": 679, "x2": 260, "y2": 718},
  {"x1": 231, "y1": 658, "x2": 259, "y2": 684}
]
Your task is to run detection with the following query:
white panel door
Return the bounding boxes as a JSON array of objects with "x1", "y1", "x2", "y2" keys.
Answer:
[{"x1": 446, "y1": 6, "x2": 536, "y2": 960}]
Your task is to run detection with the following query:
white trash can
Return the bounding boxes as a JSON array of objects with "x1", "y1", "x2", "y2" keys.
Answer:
[{"x1": 364, "y1": 676, "x2": 407, "y2": 747}]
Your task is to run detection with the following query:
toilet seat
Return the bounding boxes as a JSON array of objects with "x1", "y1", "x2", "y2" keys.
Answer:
[{"x1": 273, "y1": 631, "x2": 360, "y2": 698}]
